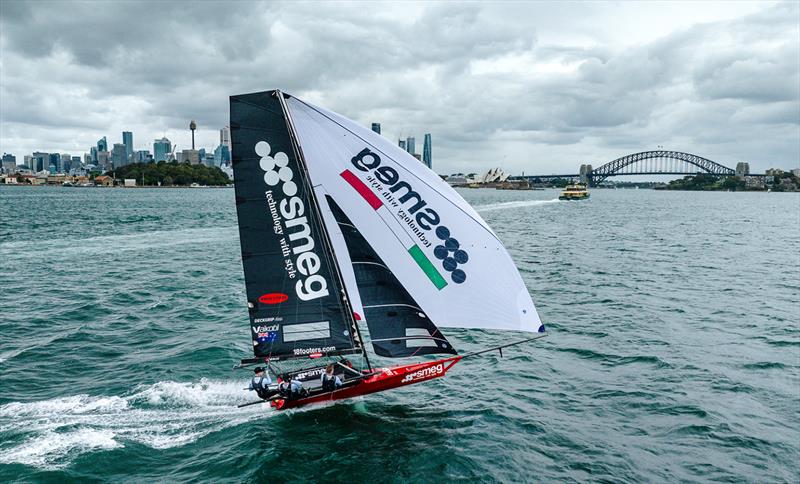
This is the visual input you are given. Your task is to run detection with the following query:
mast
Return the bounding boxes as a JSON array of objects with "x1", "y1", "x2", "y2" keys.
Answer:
[{"x1": 275, "y1": 91, "x2": 372, "y2": 371}]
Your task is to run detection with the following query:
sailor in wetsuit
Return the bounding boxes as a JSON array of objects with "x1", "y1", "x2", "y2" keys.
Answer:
[
  {"x1": 278, "y1": 373, "x2": 306, "y2": 400},
  {"x1": 321, "y1": 364, "x2": 343, "y2": 392},
  {"x1": 249, "y1": 367, "x2": 273, "y2": 400}
]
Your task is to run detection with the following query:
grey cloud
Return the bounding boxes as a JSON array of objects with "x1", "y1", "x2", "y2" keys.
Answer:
[{"x1": 0, "y1": 0, "x2": 798, "y2": 174}]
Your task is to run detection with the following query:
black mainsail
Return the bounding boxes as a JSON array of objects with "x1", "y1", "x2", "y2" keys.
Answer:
[{"x1": 230, "y1": 91, "x2": 362, "y2": 361}]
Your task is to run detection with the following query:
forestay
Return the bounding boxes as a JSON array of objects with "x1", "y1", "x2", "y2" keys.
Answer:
[{"x1": 285, "y1": 95, "x2": 543, "y2": 335}]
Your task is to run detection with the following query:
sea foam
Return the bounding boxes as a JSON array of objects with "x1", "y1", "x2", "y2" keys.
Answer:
[
  {"x1": 0, "y1": 379, "x2": 268, "y2": 469},
  {"x1": 476, "y1": 198, "x2": 560, "y2": 213}
]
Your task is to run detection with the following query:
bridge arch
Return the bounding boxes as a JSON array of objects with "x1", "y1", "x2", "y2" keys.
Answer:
[{"x1": 589, "y1": 150, "x2": 735, "y2": 184}]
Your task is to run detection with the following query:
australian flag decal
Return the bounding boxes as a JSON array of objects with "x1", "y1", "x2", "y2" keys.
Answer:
[{"x1": 257, "y1": 331, "x2": 278, "y2": 343}]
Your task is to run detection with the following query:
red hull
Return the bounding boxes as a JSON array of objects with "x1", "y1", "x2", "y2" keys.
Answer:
[{"x1": 272, "y1": 356, "x2": 462, "y2": 410}]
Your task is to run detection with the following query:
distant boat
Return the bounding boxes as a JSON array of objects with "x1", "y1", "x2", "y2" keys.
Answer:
[
  {"x1": 230, "y1": 90, "x2": 546, "y2": 411},
  {"x1": 559, "y1": 183, "x2": 590, "y2": 200}
]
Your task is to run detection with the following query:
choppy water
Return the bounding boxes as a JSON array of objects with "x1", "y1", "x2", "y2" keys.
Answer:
[{"x1": 1, "y1": 186, "x2": 798, "y2": 482}]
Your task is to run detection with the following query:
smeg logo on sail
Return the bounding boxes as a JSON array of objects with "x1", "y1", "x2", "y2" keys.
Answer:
[
  {"x1": 350, "y1": 147, "x2": 469, "y2": 284},
  {"x1": 255, "y1": 140, "x2": 329, "y2": 302}
]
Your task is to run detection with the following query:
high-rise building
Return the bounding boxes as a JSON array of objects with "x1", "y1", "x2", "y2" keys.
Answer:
[
  {"x1": 220, "y1": 126, "x2": 231, "y2": 151},
  {"x1": 97, "y1": 151, "x2": 111, "y2": 169},
  {"x1": 214, "y1": 144, "x2": 231, "y2": 166},
  {"x1": 153, "y1": 137, "x2": 172, "y2": 162},
  {"x1": 48, "y1": 153, "x2": 60, "y2": 172},
  {"x1": 32, "y1": 152, "x2": 49, "y2": 172},
  {"x1": 179, "y1": 149, "x2": 200, "y2": 164},
  {"x1": 97, "y1": 136, "x2": 108, "y2": 152},
  {"x1": 122, "y1": 131, "x2": 133, "y2": 161},
  {"x1": 399, "y1": 139, "x2": 406, "y2": 150},
  {"x1": 84, "y1": 153, "x2": 92, "y2": 165},
  {"x1": 68, "y1": 156, "x2": 80, "y2": 173},
  {"x1": 135, "y1": 150, "x2": 152, "y2": 163},
  {"x1": 90, "y1": 146, "x2": 98, "y2": 163},
  {"x1": 371, "y1": 123, "x2": 381, "y2": 134},
  {"x1": 406, "y1": 137, "x2": 415, "y2": 155},
  {"x1": 111, "y1": 143, "x2": 128, "y2": 167},
  {"x1": 1, "y1": 153, "x2": 16, "y2": 173},
  {"x1": 422, "y1": 133, "x2": 432, "y2": 169},
  {"x1": 61, "y1": 154, "x2": 72, "y2": 172}
]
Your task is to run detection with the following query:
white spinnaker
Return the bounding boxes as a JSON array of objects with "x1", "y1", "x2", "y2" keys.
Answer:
[{"x1": 287, "y1": 96, "x2": 543, "y2": 334}]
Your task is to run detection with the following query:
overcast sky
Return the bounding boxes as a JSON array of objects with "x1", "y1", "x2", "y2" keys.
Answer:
[{"x1": 1, "y1": 0, "x2": 798, "y2": 174}]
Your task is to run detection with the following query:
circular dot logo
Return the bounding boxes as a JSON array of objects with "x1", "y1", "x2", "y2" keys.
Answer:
[
  {"x1": 433, "y1": 226, "x2": 468, "y2": 284},
  {"x1": 255, "y1": 141, "x2": 296, "y2": 196}
]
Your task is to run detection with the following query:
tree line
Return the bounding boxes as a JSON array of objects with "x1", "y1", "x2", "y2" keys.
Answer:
[
  {"x1": 111, "y1": 161, "x2": 231, "y2": 186},
  {"x1": 663, "y1": 172, "x2": 799, "y2": 191}
]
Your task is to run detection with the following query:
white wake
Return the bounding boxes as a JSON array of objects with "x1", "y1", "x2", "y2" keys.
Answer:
[
  {"x1": 0, "y1": 227, "x2": 238, "y2": 259},
  {"x1": 475, "y1": 198, "x2": 560, "y2": 213},
  {"x1": 0, "y1": 379, "x2": 268, "y2": 469}
]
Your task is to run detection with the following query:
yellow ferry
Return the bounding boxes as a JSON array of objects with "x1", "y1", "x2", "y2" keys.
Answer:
[{"x1": 559, "y1": 183, "x2": 590, "y2": 200}]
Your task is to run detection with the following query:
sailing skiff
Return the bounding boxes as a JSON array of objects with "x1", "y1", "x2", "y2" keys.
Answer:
[{"x1": 231, "y1": 90, "x2": 546, "y2": 410}]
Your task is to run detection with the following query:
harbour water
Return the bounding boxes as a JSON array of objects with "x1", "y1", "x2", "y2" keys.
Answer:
[{"x1": 0, "y1": 186, "x2": 798, "y2": 482}]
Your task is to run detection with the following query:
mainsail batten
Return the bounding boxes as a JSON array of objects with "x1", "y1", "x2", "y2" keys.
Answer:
[{"x1": 230, "y1": 91, "x2": 362, "y2": 361}]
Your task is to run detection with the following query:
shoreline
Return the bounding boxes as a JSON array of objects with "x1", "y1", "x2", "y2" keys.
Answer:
[{"x1": 0, "y1": 184, "x2": 233, "y2": 189}]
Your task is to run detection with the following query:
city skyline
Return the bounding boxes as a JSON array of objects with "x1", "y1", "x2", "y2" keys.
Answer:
[
  {"x1": 2, "y1": 119, "x2": 434, "y2": 172},
  {"x1": 0, "y1": 2, "x2": 798, "y2": 174},
  {"x1": 1, "y1": 123, "x2": 235, "y2": 175}
]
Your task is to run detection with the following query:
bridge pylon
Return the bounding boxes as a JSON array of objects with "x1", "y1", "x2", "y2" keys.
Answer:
[{"x1": 579, "y1": 164, "x2": 593, "y2": 185}]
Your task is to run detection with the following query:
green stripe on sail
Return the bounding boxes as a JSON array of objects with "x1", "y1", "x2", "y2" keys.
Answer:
[{"x1": 408, "y1": 245, "x2": 447, "y2": 290}]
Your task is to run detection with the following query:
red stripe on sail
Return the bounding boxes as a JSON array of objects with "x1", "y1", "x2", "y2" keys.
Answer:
[{"x1": 340, "y1": 170, "x2": 383, "y2": 210}]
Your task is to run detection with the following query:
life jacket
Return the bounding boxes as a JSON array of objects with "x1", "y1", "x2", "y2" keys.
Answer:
[
  {"x1": 279, "y1": 380, "x2": 295, "y2": 399},
  {"x1": 251, "y1": 376, "x2": 270, "y2": 400},
  {"x1": 321, "y1": 373, "x2": 336, "y2": 392}
]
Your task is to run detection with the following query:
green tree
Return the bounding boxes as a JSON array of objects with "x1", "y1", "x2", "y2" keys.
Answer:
[
  {"x1": 720, "y1": 177, "x2": 744, "y2": 191},
  {"x1": 111, "y1": 162, "x2": 229, "y2": 186}
]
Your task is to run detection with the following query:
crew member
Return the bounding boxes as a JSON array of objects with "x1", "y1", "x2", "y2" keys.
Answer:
[
  {"x1": 321, "y1": 363, "x2": 343, "y2": 392},
  {"x1": 278, "y1": 374, "x2": 306, "y2": 400},
  {"x1": 249, "y1": 367, "x2": 273, "y2": 400}
]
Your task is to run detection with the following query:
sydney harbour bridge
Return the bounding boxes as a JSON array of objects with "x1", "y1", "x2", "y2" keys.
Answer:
[{"x1": 514, "y1": 150, "x2": 743, "y2": 186}]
